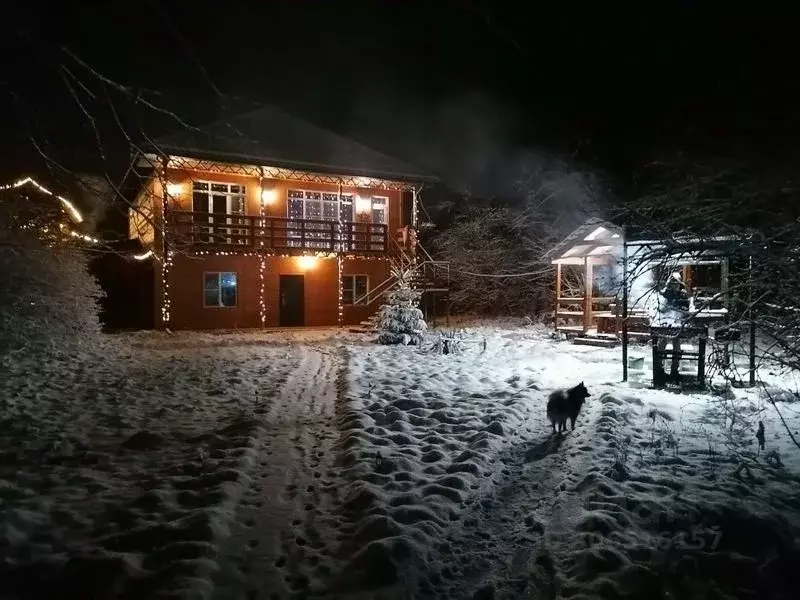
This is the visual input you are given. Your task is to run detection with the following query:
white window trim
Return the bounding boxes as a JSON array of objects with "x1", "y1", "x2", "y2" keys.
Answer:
[
  {"x1": 369, "y1": 195, "x2": 389, "y2": 225},
  {"x1": 192, "y1": 181, "x2": 248, "y2": 244},
  {"x1": 343, "y1": 274, "x2": 370, "y2": 305},
  {"x1": 203, "y1": 271, "x2": 238, "y2": 308},
  {"x1": 192, "y1": 180, "x2": 247, "y2": 214}
]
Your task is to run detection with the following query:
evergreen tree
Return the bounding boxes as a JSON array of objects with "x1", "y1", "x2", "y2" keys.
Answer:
[{"x1": 376, "y1": 267, "x2": 427, "y2": 345}]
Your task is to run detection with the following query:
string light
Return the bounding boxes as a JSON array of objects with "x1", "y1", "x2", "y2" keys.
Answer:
[
  {"x1": 259, "y1": 256, "x2": 266, "y2": 327},
  {"x1": 133, "y1": 250, "x2": 154, "y2": 261},
  {"x1": 57, "y1": 223, "x2": 100, "y2": 244},
  {"x1": 338, "y1": 254, "x2": 344, "y2": 327},
  {"x1": 160, "y1": 168, "x2": 172, "y2": 326},
  {"x1": 258, "y1": 174, "x2": 267, "y2": 327},
  {"x1": 0, "y1": 176, "x2": 84, "y2": 223}
]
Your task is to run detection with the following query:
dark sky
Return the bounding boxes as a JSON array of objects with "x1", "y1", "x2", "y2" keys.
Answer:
[{"x1": 1, "y1": 1, "x2": 798, "y2": 187}]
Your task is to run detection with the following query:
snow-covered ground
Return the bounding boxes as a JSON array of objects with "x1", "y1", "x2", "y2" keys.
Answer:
[
  {"x1": 0, "y1": 328, "x2": 353, "y2": 598},
  {"x1": 342, "y1": 323, "x2": 800, "y2": 599},
  {"x1": 1, "y1": 323, "x2": 799, "y2": 599}
]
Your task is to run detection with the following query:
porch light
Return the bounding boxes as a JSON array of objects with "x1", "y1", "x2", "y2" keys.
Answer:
[
  {"x1": 297, "y1": 256, "x2": 318, "y2": 270},
  {"x1": 166, "y1": 182, "x2": 184, "y2": 196},
  {"x1": 261, "y1": 188, "x2": 277, "y2": 204},
  {"x1": 355, "y1": 195, "x2": 371, "y2": 214}
]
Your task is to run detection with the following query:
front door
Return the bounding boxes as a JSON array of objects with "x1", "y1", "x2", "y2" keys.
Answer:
[{"x1": 279, "y1": 275, "x2": 305, "y2": 326}]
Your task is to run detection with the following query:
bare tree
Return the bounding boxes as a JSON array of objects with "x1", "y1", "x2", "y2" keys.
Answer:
[
  {"x1": 617, "y1": 152, "x2": 800, "y2": 450},
  {"x1": 430, "y1": 160, "x2": 606, "y2": 317}
]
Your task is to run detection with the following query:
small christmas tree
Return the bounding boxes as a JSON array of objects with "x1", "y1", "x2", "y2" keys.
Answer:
[{"x1": 376, "y1": 267, "x2": 427, "y2": 345}]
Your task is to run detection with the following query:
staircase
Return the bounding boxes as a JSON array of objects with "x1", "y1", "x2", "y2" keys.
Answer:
[{"x1": 351, "y1": 241, "x2": 451, "y2": 331}]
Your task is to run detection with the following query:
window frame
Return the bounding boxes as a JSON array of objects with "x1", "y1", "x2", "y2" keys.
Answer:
[
  {"x1": 342, "y1": 274, "x2": 369, "y2": 306},
  {"x1": 286, "y1": 189, "x2": 355, "y2": 221},
  {"x1": 191, "y1": 180, "x2": 248, "y2": 245},
  {"x1": 369, "y1": 195, "x2": 389, "y2": 225},
  {"x1": 203, "y1": 271, "x2": 238, "y2": 308}
]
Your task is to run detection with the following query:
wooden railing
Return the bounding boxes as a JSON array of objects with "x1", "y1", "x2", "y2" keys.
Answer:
[{"x1": 166, "y1": 211, "x2": 389, "y2": 254}]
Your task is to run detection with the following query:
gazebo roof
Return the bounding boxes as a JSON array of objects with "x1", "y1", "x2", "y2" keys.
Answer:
[{"x1": 546, "y1": 218, "x2": 624, "y2": 265}]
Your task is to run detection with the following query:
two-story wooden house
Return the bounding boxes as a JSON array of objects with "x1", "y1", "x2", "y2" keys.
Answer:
[{"x1": 128, "y1": 106, "x2": 437, "y2": 330}]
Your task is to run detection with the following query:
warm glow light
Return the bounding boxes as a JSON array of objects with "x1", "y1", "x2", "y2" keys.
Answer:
[
  {"x1": 166, "y1": 182, "x2": 184, "y2": 196},
  {"x1": 297, "y1": 256, "x2": 318, "y2": 270},
  {"x1": 0, "y1": 175, "x2": 84, "y2": 223},
  {"x1": 133, "y1": 250, "x2": 154, "y2": 261},
  {"x1": 355, "y1": 195, "x2": 371, "y2": 214},
  {"x1": 261, "y1": 188, "x2": 277, "y2": 204}
]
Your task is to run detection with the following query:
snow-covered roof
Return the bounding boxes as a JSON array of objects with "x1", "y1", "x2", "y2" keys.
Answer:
[
  {"x1": 148, "y1": 105, "x2": 436, "y2": 183},
  {"x1": 546, "y1": 218, "x2": 623, "y2": 264}
]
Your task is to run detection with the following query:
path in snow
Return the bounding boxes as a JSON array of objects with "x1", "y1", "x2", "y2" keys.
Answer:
[
  {"x1": 412, "y1": 387, "x2": 613, "y2": 599},
  {"x1": 211, "y1": 344, "x2": 347, "y2": 599}
]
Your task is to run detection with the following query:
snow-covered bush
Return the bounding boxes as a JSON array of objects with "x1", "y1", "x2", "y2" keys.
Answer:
[
  {"x1": 376, "y1": 269, "x2": 427, "y2": 345},
  {"x1": 0, "y1": 211, "x2": 103, "y2": 357}
]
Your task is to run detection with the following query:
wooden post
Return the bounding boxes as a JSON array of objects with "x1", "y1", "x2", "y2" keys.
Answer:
[
  {"x1": 748, "y1": 253, "x2": 756, "y2": 387},
  {"x1": 554, "y1": 262, "x2": 562, "y2": 332},
  {"x1": 622, "y1": 238, "x2": 629, "y2": 382},
  {"x1": 698, "y1": 336, "x2": 707, "y2": 385},
  {"x1": 583, "y1": 256, "x2": 594, "y2": 334},
  {"x1": 720, "y1": 257, "x2": 730, "y2": 309}
]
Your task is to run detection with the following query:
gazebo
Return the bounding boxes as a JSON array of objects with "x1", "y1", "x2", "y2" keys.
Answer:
[
  {"x1": 547, "y1": 218, "x2": 757, "y2": 387},
  {"x1": 545, "y1": 219, "x2": 624, "y2": 340}
]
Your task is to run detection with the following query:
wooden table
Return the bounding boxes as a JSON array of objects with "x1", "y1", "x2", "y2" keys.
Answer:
[{"x1": 650, "y1": 325, "x2": 709, "y2": 388}]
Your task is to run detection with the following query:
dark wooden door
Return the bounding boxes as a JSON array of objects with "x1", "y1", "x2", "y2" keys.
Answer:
[{"x1": 279, "y1": 275, "x2": 305, "y2": 326}]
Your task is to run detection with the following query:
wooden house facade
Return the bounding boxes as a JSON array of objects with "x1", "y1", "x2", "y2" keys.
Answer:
[{"x1": 127, "y1": 106, "x2": 437, "y2": 330}]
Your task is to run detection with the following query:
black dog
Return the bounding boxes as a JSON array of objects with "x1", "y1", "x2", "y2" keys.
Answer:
[{"x1": 547, "y1": 382, "x2": 591, "y2": 434}]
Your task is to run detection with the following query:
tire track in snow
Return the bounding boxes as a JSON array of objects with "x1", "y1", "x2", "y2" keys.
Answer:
[
  {"x1": 211, "y1": 344, "x2": 346, "y2": 600},
  {"x1": 413, "y1": 390, "x2": 608, "y2": 599}
]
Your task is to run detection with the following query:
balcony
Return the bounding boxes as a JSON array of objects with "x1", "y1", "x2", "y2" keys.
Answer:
[{"x1": 166, "y1": 211, "x2": 389, "y2": 254}]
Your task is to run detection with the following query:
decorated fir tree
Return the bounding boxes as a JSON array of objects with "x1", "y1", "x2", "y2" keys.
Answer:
[{"x1": 376, "y1": 267, "x2": 427, "y2": 345}]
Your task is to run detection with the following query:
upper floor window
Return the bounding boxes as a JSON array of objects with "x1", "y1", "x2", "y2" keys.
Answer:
[
  {"x1": 193, "y1": 181, "x2": 246, "y2": 215},
  {"x1": 287, "y1": 190, "x2": 355, "y2": 222}
]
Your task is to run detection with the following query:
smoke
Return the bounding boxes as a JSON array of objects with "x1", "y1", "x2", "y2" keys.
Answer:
[{"x1": 346, "y1": 86, "x2": 606, "y2": 230}]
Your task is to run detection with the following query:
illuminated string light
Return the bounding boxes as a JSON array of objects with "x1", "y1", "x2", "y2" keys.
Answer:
[
  {"x1": 259, "y1": 256, "x2": 266, "y2": 327},
  {"x1": 161, "y1": 250, "x2": 173, "y2": 324},
  {"x1": 160, "y1": 169, "x2": 172, "y2": 326},
  {"x1": 258, "y1": 179, "x2": 267, "y2": 327},
  {"x1": 0, "y1": 176, "x2": 84, "y2": 223},
  {"x1": 133, "y1": 250, "x2": 155, "y2": 261}
]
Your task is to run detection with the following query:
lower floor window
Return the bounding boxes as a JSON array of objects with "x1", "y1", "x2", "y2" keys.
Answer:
[
  {"x1": 204, "y1": 272, "x2": 237, "y2": 307},
  {"x1": 343, "y1": 274, "x2": 368, "y2": 305}
]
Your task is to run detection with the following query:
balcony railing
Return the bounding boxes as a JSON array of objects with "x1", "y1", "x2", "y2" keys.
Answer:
[{"x1": 166, "y1": 211, "x2": 388, "y2": 254}]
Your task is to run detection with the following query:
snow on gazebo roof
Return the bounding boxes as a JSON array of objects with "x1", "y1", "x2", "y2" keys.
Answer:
[{"x1": 545, "y1": 218, "x2": 623, "y2": 265}]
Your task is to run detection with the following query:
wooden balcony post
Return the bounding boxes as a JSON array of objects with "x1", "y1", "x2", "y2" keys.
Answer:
[
  {"x1": 554, "y1": 262, "x2": 561, "y2": 332},
  {"x1": 583, "y1": 256, "x2": 593, "y2": 334}
]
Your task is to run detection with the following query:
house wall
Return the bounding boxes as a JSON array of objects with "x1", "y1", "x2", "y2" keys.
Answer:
[
  {"x1": 342, "y1": 257, "x2": 391, "y2": 325},
  {"x1": 142, "y1": 162, "x2": 412, "y2": 330},
  {"x1": 164, "y1": 253, "x2": 387, "y2": 329},
  {"x1": 129, "y1": 178, "x2": 156, "y2": 244}
]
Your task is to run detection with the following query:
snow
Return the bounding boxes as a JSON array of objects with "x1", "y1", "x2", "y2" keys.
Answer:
[
  {"x1": 341, "y1": 323, "x2": 800, "y2": 599},
  {"x1": 1, "y1": 320, "x2": 799, "y2": 599},
  {"x1": 0, "y1": 329, "x2": 350, "y2": 598}
]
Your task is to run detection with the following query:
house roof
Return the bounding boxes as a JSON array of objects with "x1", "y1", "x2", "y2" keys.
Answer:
[
  {"x1": 545, "y1": 218, "x2": 624, "y2": 263},
  {"x1": 149, "y1": 105, "x2": 436, "y2": 183},
  {"x1": 548, "y1": 217, "x2": 755, "y2": 265}
]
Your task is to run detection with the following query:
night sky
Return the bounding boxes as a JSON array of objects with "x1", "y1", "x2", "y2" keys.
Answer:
[{"x1": 2, "y1": 1, "x2": 798, "y2": 189}]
